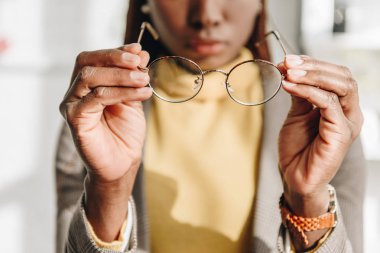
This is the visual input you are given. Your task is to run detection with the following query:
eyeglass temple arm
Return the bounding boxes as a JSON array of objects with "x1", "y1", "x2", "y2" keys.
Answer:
[
  {"x1": 136, "y1": 22, "x2": 159, "y2": 72},
  {"x1": 256, "y1": 30, "x2": 288, "y2": 56},
  {"x1": 137, "y1": 22, "x2": 159, "y2": 44}
]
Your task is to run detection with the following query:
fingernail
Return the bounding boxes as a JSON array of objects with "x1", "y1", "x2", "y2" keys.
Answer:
[
  {"x1": 286, "y1": 55, "x2": 303, "y2": 66},
  {"x1": 139, "y1": 87, "x2": 153, "y2": 93},
  {"x1": 123, "y1": 53, "x2": 140, "y2": 64},
  {"x1": 286, "y1": 54, "x2": 301, "y2": 59},
  {"x1": 288, "y1": 69, "x2": 306, "y2": 77},
  {"x1": 282, "y1": 80, "x2": 297, "y2": 87},
  {"x1": 123, "y1": 43, "x2": 141, "y2": 50},
  {"x1": 130, "y1": 71, "x2": 148, "y2": 82}
]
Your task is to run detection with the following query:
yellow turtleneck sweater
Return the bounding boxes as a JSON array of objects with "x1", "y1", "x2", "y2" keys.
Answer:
[{"x1": 144, "y1": 48, "x2": 263, "y2": 253}]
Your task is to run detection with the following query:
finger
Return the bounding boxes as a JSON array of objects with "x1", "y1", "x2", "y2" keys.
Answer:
[
  {"x1": 67, "y1": 87, "x2": 153, "y2": 119},
  {"x1": 83, "y1": 86, "x2": 152, "y2": 107},
  {"x1": 286, "y1": 68, "x2": 358, "y2": 99},
  {"x1": 289, "y1": 96, "x2": 314, "y2": 117},
  {"x1": 285, "y1": 67, "x2": 360, "y2": 121},
  {"x1": 280, "y1": 62, "x2": 314, "y2": 117},
  {"x1": 277, "y1": 62, "x2": 286, "y2": 75},
  {"x1": 282, "y1": 81, "x2": 345, "y2": 124},
  {"x1": 138, "y1": 50, "x2": 150, "y2": 68},
  {"x1": 118, "y1": 43, "x2": 142, "y2": 54},
  {"x1": 283, "y1": 81, "x2": 314, "y2": 116},
  {"x1": 285, "y1": 55, "x2": 353, "y2": 79},
  {"x1": 67, "y1": 66, "x2": 150, "y2": 100},
  {"x1": 76, "y1": 48, "x2": 142, "y2": 70}
]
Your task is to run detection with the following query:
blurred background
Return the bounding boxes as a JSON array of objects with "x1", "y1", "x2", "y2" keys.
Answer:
[{"x1": 0, "y1": 0, "x2": 379, "y2": 252}]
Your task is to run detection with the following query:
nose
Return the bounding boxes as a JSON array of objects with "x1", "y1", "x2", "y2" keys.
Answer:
[{"x1": 190, "y1": 0, "x2": 224, "y2": 30}]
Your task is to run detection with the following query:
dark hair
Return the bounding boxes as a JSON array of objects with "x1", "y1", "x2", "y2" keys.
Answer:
[{"x1": 124, "y1": 0, "x2": 270, "y2": 62}]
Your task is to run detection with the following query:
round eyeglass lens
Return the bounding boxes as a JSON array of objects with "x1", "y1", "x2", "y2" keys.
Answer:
[
  {"x1": 226, "y1": 60, "x2": 282, "y2": 106},
  {"x1": 147, "y1": 56, "x2": 203, "y2": 103}
]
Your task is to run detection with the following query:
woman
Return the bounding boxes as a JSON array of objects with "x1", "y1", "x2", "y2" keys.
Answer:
[{"x1": 56, "y1": 0, "x2": 366, "y2": 252}]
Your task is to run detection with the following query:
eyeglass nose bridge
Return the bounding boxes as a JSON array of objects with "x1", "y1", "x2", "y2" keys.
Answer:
[
  {"x1": 202, "y1": 69, "x2": 228, "y2": 76},
  {"x1": 201, "y1": 69, "x2": 235, "y2": 93}
]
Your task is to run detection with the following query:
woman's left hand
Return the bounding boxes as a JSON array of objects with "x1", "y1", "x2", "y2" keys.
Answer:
[{"x1": 278, "y1": 55, "x2": 363, "y2": 217}]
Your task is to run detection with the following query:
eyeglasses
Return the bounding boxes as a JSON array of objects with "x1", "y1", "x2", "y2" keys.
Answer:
[{"x1": 137, "y1": 22, "x2": 287, "y2": 106}]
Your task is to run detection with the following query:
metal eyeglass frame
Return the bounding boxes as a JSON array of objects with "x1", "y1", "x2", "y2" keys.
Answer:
[{"x1": 137, "y1": 22, "x2": 287, "y2": 106}]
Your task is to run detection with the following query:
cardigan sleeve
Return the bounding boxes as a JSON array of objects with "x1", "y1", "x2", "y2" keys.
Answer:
[
  {"x1": 55, "y1": 123, "x2": 87, "y2": 253},
  {"x1": 65, "y1": 193, "x2": 138, "y2": 253},
  {"x1": 84, "y1": 201, "x2": 134, "y2": 251}
]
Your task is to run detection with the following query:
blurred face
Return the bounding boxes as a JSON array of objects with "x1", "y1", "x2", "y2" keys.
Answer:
[{"x1": 147, "y1": 0, "x2": 261, "y2": 69}]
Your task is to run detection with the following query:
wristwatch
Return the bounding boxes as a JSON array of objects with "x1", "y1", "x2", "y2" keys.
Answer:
[{"x1": 279, "y1": 184, "x2": 338, "y2": 246}]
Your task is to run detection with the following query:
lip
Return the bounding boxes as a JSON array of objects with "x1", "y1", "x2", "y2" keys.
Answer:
[{"x1": 188, "y1": 39, "x2": 226, "y2": 56}]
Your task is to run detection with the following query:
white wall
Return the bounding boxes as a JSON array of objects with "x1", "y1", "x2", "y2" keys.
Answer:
[{"x1": 0, "y1": 0, "x2": 128, "y2": 251}]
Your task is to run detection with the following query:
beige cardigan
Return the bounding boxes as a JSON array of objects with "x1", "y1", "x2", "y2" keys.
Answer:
[{"x1": 55, "y1": 88, "x2": 366, "y2": 253}]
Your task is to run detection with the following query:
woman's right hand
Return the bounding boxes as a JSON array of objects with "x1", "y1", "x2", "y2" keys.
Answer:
[
  {"x1": 60, "y1": 43, "x2": 151, "y2": 188},
  {"x1": 60, "y1": 43, "x2": 152, "y2": 241}
]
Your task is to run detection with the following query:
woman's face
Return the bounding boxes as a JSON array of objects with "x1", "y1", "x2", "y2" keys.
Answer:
[{"x1": 147, "y1": 0, "x2": 261, "y2": 69}]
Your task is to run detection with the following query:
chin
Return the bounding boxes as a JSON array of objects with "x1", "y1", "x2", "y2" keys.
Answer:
[
  {"x1": 195, "y1": 54, "x2": 234, "y2": 70},
  {"x1": 171, "y1": 46, "x2": 237, "y2": 70}
]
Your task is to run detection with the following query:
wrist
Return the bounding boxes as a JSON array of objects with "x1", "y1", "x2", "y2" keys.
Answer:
[
  {"x1": 84, "y1": 175, "x2": 131, "y2": 241},
  {"x1": 85, "y1": 173, "x2": 131, "y2": 204},
  {"x1": 284, "y1": 186, "x2": 330, "y2": 217},
  {"x1": 85, "y1": 156, "x2": 141, "y2": 203},
  {"x1": 281, "y1": 185, "x2": 337, "y2": 250}
]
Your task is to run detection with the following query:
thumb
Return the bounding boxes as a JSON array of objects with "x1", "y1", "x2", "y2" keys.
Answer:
[
  {"x1": 277, "y1": 62, "x2": 287, "y2": 75},
  {"x1": 283, "y1": 80, "x2": 313, "y2": 116}
]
